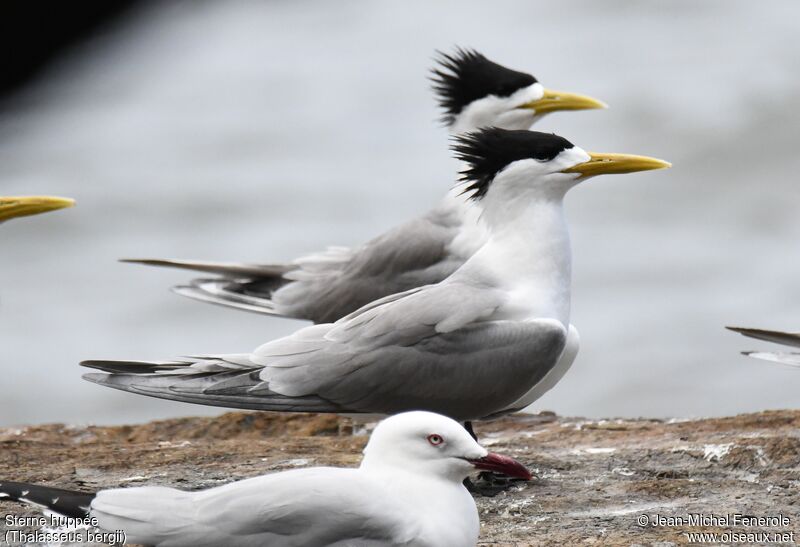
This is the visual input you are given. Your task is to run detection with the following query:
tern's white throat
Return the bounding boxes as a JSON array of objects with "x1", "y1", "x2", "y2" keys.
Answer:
[{"x1": 456, "y1": 148, "x2": 590, "y2": 326}]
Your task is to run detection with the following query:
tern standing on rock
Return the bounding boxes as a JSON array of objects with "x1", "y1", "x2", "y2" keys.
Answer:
[
  {"x1": 83, "y1": 128, "x2": 670, "y2": 421},
  {"x1": 0, "y1": 411, "x2": 531, "y2": 547},
  {"x1": 123, "y1": 48, "x2": 606, "y2": 323},
  {"x1": 123, "y1": 49, "x2": 605, "y2": 418}
]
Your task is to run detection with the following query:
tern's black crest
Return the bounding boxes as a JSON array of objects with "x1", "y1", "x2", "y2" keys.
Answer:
[
  {"x1": 453, "y1": 128, "x2": 574, "y2": 200},
  {"x1": 431, "y1": 48, "x2": 537, "y2": 125}
]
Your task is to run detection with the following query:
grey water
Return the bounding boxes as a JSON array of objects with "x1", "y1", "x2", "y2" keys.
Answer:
[{"x1": 1, "y1": 0, "x2": 798, "y2": 426}]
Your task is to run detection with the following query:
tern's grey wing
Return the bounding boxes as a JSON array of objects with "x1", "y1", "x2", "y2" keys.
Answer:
[
  {"x1": 139, "y1": 207, "x2": 465, "y2": 323},
  {"x1": 82, "y1": 320, "x2": 565, "y2": 420},
  {"x1": 271, "y1": 211, "x2": 465, "y2": 323},
  {"x1": 83, "y1": 281, "x2": 565, "y2": 420},
  {"x1": 92, "y1": 469, "x2": 418, "y2": 547},
  {"x1": 81, "y1": 354, "x2": 347, "y2": 413},
  {"x1": 726, "y1": 326, "x2": 800, "y2": 349},
  {"x1": 301, "y1": 318, "x2": 565, "y2": 420}
]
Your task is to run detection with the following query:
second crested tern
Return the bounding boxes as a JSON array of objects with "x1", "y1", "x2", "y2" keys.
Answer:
[
  {"x1": 123, "y1": 48, "x2": 606, "y2": 323},
  {"x1": 84, "y1": 128, "x2": 669, "y2": 421}
]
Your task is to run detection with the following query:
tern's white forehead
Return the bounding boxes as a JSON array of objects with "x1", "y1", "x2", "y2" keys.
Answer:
[
  {"x1": 450, "y1": 83, "x2": 544, "y2": 134},
  {"x1": 495, "y1": 146, "x2": 591, "y2": 186},
  {"x1": 509, "y1": 82, "x2": 544, "y2": 106},
  {"x1": 553, "y1": 146, "x2": 592, "y2": 172}
]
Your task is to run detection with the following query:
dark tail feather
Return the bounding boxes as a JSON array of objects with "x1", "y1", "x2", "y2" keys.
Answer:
[
  {"x1": 81, "y1": 371, "x2": 348, "y2": 413},
  {"x1": 726, "y1": 326, "x2": 800, "y2": 349},
  {"x1": 120, "y1": 258, "x2": 293, "y2": 278},
  {"x1": 80, "y1": 359, "x2": 193, "y2": 374},
  {"x1": 0, "y1": 481, "x2": 95, "y2": 518}
]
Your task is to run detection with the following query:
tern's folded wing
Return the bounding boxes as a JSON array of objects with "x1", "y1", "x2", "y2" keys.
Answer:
[{"x1": 83, "y1": 282, "x2": 566, "y2": 420}]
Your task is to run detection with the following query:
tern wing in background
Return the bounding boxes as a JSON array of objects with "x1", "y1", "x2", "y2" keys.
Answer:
[
  {"x1": 726, "y1": 326, "x2": 800, "y2": 367},
  {"x1": 122, "y1": 207, "x2": 465, "y2": 323},
  {"x1": 83, "y1": 281, "x2": 567, "y2": 421},
  {"x1": 726, "y1": 326, "x2": 800, "y2": 348}
]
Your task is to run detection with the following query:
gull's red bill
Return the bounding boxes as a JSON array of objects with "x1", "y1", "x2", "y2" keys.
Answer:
[{"x1": 468, "y1": 452, "x2": 532, "y2": 480}]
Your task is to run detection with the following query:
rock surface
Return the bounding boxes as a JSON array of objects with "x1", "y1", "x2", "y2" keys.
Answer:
[{"x1": 1, "y1": 410, "x2": 798, "y2": 546}]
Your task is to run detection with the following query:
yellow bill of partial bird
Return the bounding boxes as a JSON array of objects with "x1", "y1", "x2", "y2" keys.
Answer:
[{"x1": 0, "y1": 196, "x2": 75, "y2": 223}]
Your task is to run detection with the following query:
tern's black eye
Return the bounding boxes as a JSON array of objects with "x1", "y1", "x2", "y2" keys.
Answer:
[{"x1": 427, "y1": 434, "x2": 444, "y2": 446}]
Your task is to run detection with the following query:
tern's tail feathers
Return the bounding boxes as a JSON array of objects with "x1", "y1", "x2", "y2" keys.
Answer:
[
  {"x1": 172, "y1": 278, "x2": 285, "y2": 316},
  {"x1": 726, "y1": 326, "x2": 800, "y2": 349},
  {"x1": 121, "y1": 258, "x2": 292, "y2": 316},
  {"x1": 120, "y1": 258, "x2": 293, "y2": 278},
  {"x1": 81, "y1": 358, "x2": 346, "y2": 413},
  {"x1": 0, "y1": 481, "x2": 95, "y2": 518},
  {"x1": 741, "y1": 351, "x2": 800, "y2": 367}
]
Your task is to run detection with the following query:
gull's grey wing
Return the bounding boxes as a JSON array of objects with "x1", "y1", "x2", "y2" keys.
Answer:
[
  {"x1": 91, "y1": 469, "x2": 419, "y2": 547},
  {"x1": 84, "y1": 282, "x2": 567, "y2": 420},
  {"x1": 726, "y1": 326, "x2": 800, "y2": 349},
  {"x1": 124, "y1": 207, "x2": 465, "y2": 323}
]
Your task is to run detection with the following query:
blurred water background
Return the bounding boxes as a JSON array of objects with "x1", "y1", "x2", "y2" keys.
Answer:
[{"x1": 1, "y1": 0, "x2": 798, "y2": 426}]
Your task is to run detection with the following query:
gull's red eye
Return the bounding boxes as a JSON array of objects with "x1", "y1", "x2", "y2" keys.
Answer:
[{"x1": 427, "y1": 434, "x2": 444, "y2": 446}]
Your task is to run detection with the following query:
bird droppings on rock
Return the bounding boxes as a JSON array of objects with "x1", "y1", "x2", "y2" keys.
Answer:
[{"x1": 1, "y1": 410, "x2": 799, "y2": 546}]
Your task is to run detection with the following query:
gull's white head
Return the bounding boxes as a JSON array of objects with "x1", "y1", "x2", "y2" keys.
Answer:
[
  {"x1": 360, "y1": 411, "x2": 531, "y2": 482},
  {"x1": 453, "y1": 127, "x2": 671, "y2": 224},
  {"x1": 431, "y1": 48, "x2": 606, "y2": 135}
]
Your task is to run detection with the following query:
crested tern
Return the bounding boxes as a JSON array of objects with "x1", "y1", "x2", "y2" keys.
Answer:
[
  {"x1": 84, "y1": 128, "x2": 669, "y2": 421},
  {"x1": 0, "y1": 412, "x2": 530, "y2": 547},
  {"x1": 0, "y1": 196, "x2": 74, "y2": 223},
  {"x1": 123, "y1": 48, "x2": 606, "y2": 323},
  {"x1": 726, "y1": 326, "x2": 800, "y2": 367}
]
